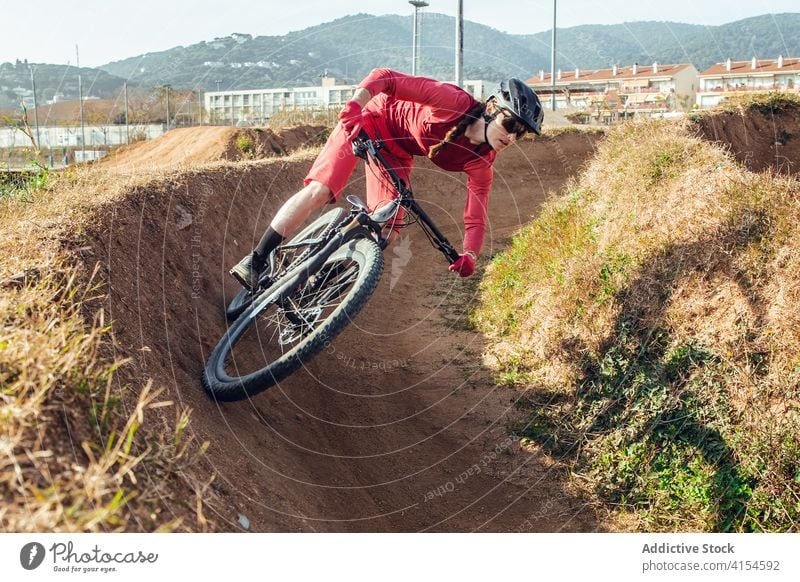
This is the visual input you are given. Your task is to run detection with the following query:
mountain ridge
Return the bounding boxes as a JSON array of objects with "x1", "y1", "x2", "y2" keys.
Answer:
[{"x1": 1, "y1": 13, "x2": 798, "y2": 109}]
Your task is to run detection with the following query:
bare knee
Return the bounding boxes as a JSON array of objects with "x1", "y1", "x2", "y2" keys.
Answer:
[
  {"x1": 302, "y1": 181, "x2": 333, "y2": 207},
  {"x1": 273, "y1": 181, "x2": 333, "y2": 235}
]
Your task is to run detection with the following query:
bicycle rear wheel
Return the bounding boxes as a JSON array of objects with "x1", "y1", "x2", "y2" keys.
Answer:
[
  {"x1": 225, "y1": 207, "x2": 349, "y2": 320},
  {"x1": 203, "y1": 237, "x2": 383, "y2": 402}
]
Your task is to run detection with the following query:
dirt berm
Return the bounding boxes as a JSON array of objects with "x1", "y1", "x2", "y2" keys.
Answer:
[
  {"x1": 99, "y1": 125, "x2": 329, "y2": 171},
  {"x1": 81, "y1": 128, "x2": 605, "y2": 531}
]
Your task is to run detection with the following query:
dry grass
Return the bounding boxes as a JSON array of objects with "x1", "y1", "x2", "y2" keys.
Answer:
[
  {"x1": 267, "y1": 107, "x2": 339, "y2": 130},
  {"x1": 474, "y1": 114, "x2": 800, "y2": 531},
  {"x1": 540, "y1": 126, "x2": 607, "y2": 138},
  {"x1": 1, "y1": 163, "x2": 215, "y2": 532},
  {"x1": 0, "y1": 262, "x2": 213, "y2": 531}
]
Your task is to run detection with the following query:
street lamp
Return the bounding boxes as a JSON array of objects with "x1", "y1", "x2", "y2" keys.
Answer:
[
  {"x1": 551, "y1": 0, "x2": 557, "y2": 112},
  {"x1": 455, "y1": 0, "x2": 463, "y2": 87},
  {"x1": 163, "y1": 84, "x2": 172, "y2": 130},
  {"x1": 409, "y1": 1, "x2": 429, "y2": 76},
  {"x1": 29, "y1": 65, "x2": 40, "y2": 150}
]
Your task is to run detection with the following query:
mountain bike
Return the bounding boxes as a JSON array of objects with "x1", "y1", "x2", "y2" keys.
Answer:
[{"x1": 202, "y1": 130, "x2": 461, "y2": 402}]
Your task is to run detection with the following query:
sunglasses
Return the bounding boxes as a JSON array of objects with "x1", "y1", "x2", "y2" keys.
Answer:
[{"x1": 496, "y1": 110, "x2": 528, "y2": 138}]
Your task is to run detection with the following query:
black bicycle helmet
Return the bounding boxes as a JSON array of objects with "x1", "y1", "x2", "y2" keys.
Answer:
[{"x1": 490, "y1": 79, "x2": 544, "y2": 135}]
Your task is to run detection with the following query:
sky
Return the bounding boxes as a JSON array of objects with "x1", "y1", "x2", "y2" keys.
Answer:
[{"x1": 2, "y1": 0, "x2": 797, "y2": 68}]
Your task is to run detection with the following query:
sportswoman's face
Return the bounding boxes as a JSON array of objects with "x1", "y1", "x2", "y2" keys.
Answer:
[{"x1": 486, "y1": 110, "x2": 522, "y2": 153}]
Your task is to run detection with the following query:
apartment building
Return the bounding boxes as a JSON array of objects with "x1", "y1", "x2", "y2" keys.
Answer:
[
  {"x1": 526, "y1": 63, "x2": 698, "y2": 123},
  {"x1": 696, "y1": 57, "x2": 800, "y2": 108},
  {"x1": 204, "y1": 76, "x2": 492, "y2": 124},
  {"x1": 204, "y1": 76, "x2": 356, "y2": 124}
]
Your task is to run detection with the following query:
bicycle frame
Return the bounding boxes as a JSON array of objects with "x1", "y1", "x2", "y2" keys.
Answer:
[
  {"x1": 243, "y1": 131, "x2": 462, "y2": 323},
  {"x1": 351, "y1": 130, "x2": 461, "y2": 264}
]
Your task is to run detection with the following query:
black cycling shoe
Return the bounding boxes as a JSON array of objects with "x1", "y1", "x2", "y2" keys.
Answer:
[{"x1": 229, "y1": 252, "x2": 266, "y2": 290}]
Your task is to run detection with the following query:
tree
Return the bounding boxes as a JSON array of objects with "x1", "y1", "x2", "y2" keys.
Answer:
[{"x1": 1, "y1": 100, "x2": 39, "y2": 152}]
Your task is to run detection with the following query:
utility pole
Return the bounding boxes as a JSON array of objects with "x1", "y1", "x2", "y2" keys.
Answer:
[
  {"x1": 29, "y1": 65, "x2": 40, "y2": 149},
  {"x1": 199, "y1": 91, "x2": 204, "y2": 126},
  {"x1": 77, "y1": 45, "x2": 85, "y2": 161},
  {"x1": 409, "y1": 1, "x2": 428, "y2": 76},
  {"x1": 455, "y1": 0, "x2": 464, "y2": 87},
  {"x1": 164, "y1": 84, "x2": 171, "y2": 130},
  {"x1": 124, "y1": 81, "x2": 130, "y2": 144},
  {"x1": 551, "y1": 0, "x2": 557, "y2": 111}
]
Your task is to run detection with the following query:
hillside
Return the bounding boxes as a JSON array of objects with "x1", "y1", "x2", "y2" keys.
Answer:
[
  {"x1": 99, "y1": 13, "x2": 800, "y2": 91},
  {"x1": 519, "y1": 14, "x2": 800, "y2": 71},
  {"x1": 5, "y1": 13, "x2": 798, "y2": 106},
  {"x1": 0, "y1": 61, "x2": 130, "y2": 109}
]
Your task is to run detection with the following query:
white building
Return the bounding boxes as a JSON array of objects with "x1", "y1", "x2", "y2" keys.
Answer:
[
  {"x1": 204, "y1": 76, "x2": 356, "y2": 124},
  {"x1": 527, "y1": 63, "x2": 698, "y2": 121},
  {"x1": 204, "y1": 76, "x2": 496, "y2": 124},
  {"x1": 696, "y1": 57, "x2": 800, "y2": 109}
]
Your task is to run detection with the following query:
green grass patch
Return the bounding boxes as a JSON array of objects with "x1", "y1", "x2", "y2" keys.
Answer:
[
  {"x1": 234, "y1": 133, "x2": 255, "y2": 156},
  {"x1": 0, "y1": 164, "x2": 51, "y2": 201},
  {"x1": 475, "y1": 116, "x2": 800, "y2": 531}
]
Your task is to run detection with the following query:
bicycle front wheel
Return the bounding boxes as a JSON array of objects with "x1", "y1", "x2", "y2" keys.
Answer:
[{"x1": 203, "y1": 237, "x2": 384, "y2": 402}]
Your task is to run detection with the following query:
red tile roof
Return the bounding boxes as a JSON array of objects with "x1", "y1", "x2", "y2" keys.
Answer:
[
  {"x1": 526, "y1": 64, "x2": 693, "y2": 85},
  {"x1": 699, "y1": 58, "x2": 800, "y2": 76}
]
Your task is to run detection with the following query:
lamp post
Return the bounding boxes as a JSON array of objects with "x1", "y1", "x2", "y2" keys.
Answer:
[
  {"x1": 455, "y1": 0, "x2": 463, "y2": 87},
  {"x1": 164, "y1": 84, "x2": 171, "y2": 130},
  {"x1": 29, "y1": 65, "x2": 40, "y2": 150},
  {"x1": 124, "y1": 81, "x2": 130, "y2": 144},
  {"x1": 76, "y1": 45, "x2": 85, "y2": 162},
  {"x1": 409, "y1": 1, "x2": 429, "y2": 76},
  {"x1": 551, "y1": 0, "x2": 557, "y2": 111}
]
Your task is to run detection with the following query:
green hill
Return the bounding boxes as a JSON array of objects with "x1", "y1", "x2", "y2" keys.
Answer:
[{"x1": 3, "y1": 13, "x2": 798, "y2": 108}]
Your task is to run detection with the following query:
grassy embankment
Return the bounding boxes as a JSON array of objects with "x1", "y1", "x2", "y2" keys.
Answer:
[
  {"x1": 0, "y1": 165, "x2": 211, "y2": 532},
  {"x1": 474, "y1": 96, "x2": 800, "y2": 531}
]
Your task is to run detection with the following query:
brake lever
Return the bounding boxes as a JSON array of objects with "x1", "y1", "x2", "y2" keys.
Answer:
[{"x1": 351, "y1": 129, "x2": 372, "y2": 160}]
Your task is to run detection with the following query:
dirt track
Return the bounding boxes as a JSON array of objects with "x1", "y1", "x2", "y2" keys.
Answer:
[
  {"x1": 86, "y1": 129, "x2": 605, "y2": 531},
  {"x1": 99, "y1": 125, "x2": 328, "y2": 171}
]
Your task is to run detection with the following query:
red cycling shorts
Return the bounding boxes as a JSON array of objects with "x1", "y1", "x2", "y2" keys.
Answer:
[{"x1": 304, "y1": 112, "x2": 412, "y2": 232}]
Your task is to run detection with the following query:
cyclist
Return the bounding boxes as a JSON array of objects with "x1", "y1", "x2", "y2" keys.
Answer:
[{"x1": 230, "y1": 68, "x2": 543, "y2": 288}]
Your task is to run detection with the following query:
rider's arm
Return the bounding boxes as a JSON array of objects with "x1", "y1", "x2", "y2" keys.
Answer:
[
  {"x1": 462, "y1": 164, "x2": 493, "y2": 257},
  {"x1": 357, "y1": 68, "x2": 472, "y2": 111},
  {"x1": 350, "y1": 87, "x2": 372, "y2": 108}
]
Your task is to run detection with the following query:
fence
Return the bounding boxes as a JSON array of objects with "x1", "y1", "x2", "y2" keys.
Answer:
[{"x1": 0, "y1": 124, "x2": 166, "y2": 149}]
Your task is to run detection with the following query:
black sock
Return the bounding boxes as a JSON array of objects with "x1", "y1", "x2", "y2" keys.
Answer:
[{"x1": 254, "y1": 226, "x2": 285, "y2": 260}]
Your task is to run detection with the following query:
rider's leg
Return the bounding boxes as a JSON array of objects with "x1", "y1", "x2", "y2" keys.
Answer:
[
  {"x1": 230, "y1": 121, "x2": 360, "y2": 289},
  {"x1": 254, "y1": 180, "x2": 332, "y2": 252},
  {"x1": 230, "y1": 181, "x2": 333, "y2": 289}
]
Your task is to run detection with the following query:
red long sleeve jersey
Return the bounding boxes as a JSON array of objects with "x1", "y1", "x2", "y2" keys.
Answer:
[{"x1": 359, "y1": 68, "x2": 496, "y2": 256}]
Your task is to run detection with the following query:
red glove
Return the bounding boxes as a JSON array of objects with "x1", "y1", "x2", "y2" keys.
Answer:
[
  {"x1": 338, "y1": 100, "x2": 364, "y2": 140},
  {"x1": 449, "y1": 253, "x2": 476, "y2": 277}
]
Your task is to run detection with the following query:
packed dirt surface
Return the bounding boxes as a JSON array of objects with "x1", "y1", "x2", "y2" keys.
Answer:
[
  {"x1": 99, "y1": 125, "x2": 328, "y2": 172},
  {"x1": 695, "y1": 105, "x2": 800, "y2": 175},
  {"x1": 83, "y1": 131, "x2": 606, "y2": 531}
]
